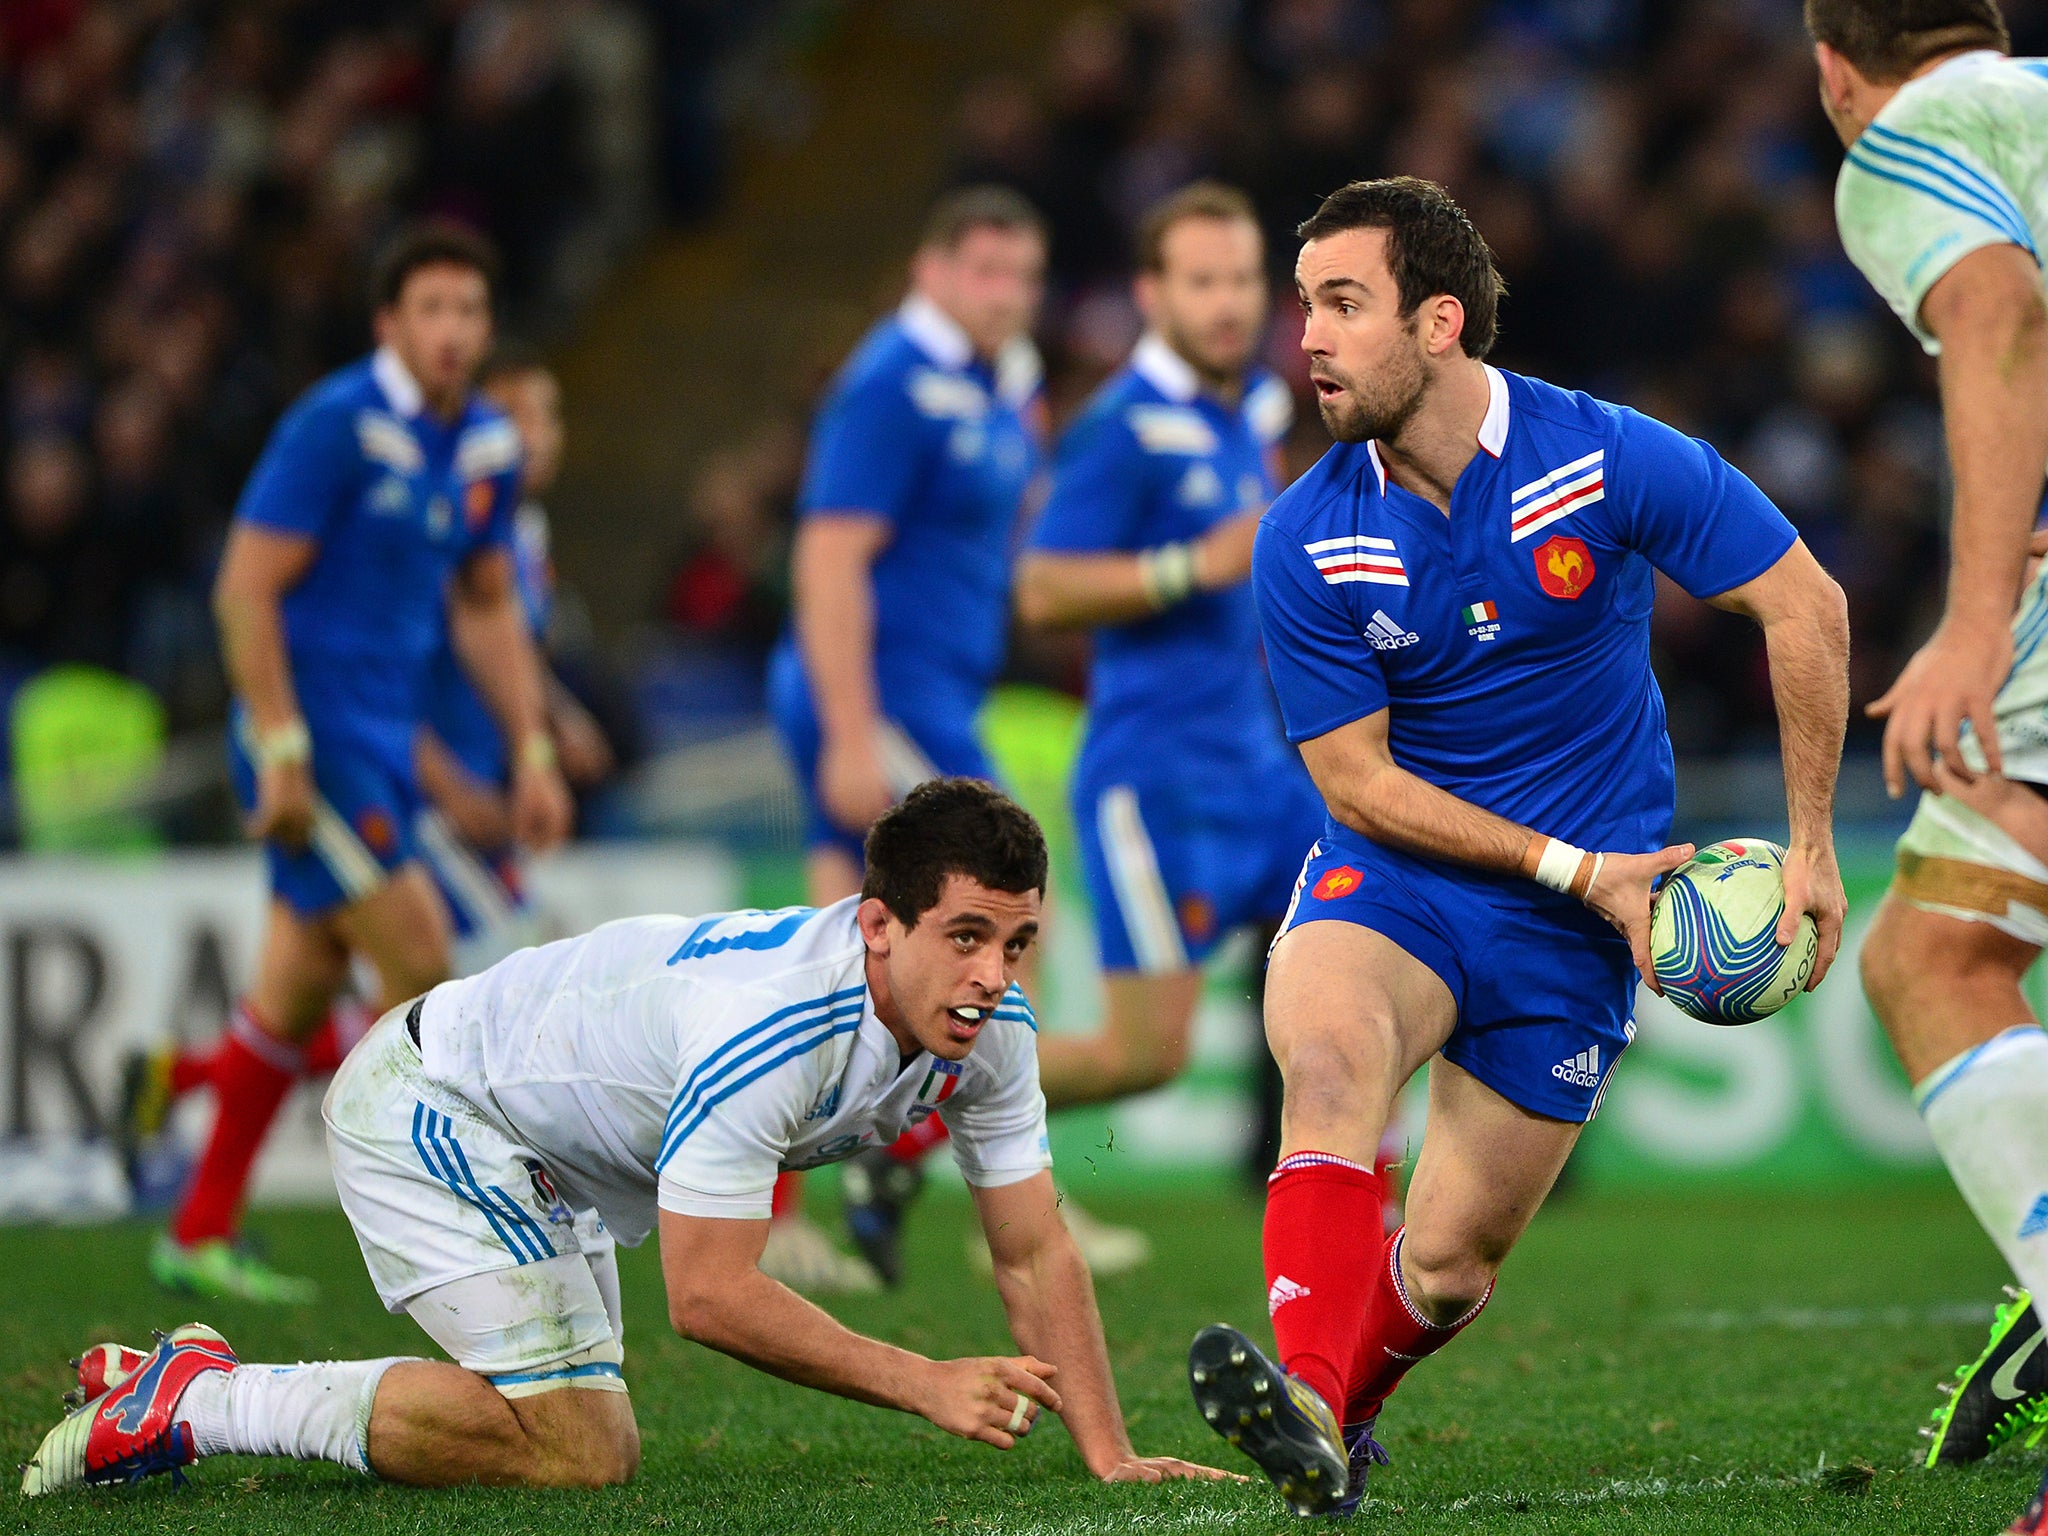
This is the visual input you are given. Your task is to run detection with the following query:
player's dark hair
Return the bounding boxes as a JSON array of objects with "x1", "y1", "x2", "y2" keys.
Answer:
[
  {"x1": 1803, "y1": 0, "x2": 2008, "y2": 81},
  {"x1": 1136, "y1": 180, "x2": 1260, "y2": 273},
  {"x1": 1296, "y1": 177, "x2": 1503, "y2": 359},
  {"x1": 919, "y1": 184, "x2": 1046, "y2": 253},
  {"x1": 370, "y1": 220, "x2": 501, "y2": 311},
  {"x1": 862, "y1": 779, "x2": 1048, "y2": 928}
]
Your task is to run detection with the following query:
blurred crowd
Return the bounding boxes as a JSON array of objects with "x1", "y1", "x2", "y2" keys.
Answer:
[
  {"x1": 923, "y1": 0, "x2": 2048, "y2": 753},
  {"x1": 0, "y1": 0, "x2": 734, "y2": 763},
  {"x1": 3, "y1": 0, "x2": 2035, "y2": 837}
]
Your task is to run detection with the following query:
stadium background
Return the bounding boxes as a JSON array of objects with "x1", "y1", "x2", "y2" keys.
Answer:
[{"x1": 2, "y1": 0, "x2": 2021, "y2": 1211}]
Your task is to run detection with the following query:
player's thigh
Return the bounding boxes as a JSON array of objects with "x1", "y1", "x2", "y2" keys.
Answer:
[
  {"x1": 1402, "y1": 1054, "x2": 1580, "y2": 1278},
  {"x1": 1862, "y1": 893, "x2": 2038, "y2": 1080},
  {"x1": 335, "y1": 863, "x2": 453, "y2": 1002},
  {"x1": 247, "y1": 897, "x2": 352, "y2": 1038},
  {"x1": 1098, "y1": 969, "x2": 1206, "y2": 1068},
  {"x1": 1265, "y1": 919, "x2": 1456, "y2": 1163}
]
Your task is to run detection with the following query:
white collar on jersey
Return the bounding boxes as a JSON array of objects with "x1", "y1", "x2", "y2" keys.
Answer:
[
  {"x1": 371, "y1": 344, "x2": 425, "y2": 419},
  {"x1": 1130, "y1": 330, "x2": 1202, "y2": 402},
  {"x1": 898, "y1": 292, "x2": 974, "y2": 369},
  {"x1": 1364, "y1": 363, "x2": 1509, "y2": 493}
]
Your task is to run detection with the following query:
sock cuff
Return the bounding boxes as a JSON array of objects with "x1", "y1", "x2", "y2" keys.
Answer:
[
  {"x1": 1915, "y1": 1024, "x2": 2048, "y2": 1113},
  {"x1": 1269, "y1": 1150, "x2": 1377, "y2": 1185},
  {"x1": 350, "y1": 1357, "x2": 412, "y2": 1476},
  {"x1": 228, "y1": 1004, "x2": 305, "y2": 1075},
  {"x1": 1386, "y1": 1229, "x2": 1495, "y2": 1332}
]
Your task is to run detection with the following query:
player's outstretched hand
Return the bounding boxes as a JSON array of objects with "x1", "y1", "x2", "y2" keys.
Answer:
[
  {"x1": 1583, "y1": 842, "x2": 1695, "y2": 994},
  {"x1": 1780, "y1": 839, "x2": 1846, "y2": 990},
  {"x1": 1868, "y1": 615, "x2": 2011, "y2": 798},
  {"x1": 1098, "y1": 1454, "x2": 1249, "y2": 1484},
  {"x1": 511, "y1": 760, "x2": 574, "y2": 852},
  {"x1": 249, "y1": 760, "x2": 316, "y2": 850},
  {"x1": 920, "y1": 1355, "x2": 1061, "y2": 1449}
]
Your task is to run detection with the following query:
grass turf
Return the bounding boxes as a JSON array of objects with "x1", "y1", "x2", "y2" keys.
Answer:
[{"x1": 1, "y1": 1180, "x2": 2039, "y2": 1535}]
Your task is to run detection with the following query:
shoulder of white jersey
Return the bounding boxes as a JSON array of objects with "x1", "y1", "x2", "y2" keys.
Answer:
[{"x1": 656, "y1": 900, "x2": 867, "y2": 985}]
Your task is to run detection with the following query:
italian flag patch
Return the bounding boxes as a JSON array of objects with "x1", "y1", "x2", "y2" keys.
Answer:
[
  {"x1": 1461, "y1": 601, "x2": 1497, "y2": 624},
  {"x1": 916, "y1": 1057, "x2": 963, "y2": 1108}
]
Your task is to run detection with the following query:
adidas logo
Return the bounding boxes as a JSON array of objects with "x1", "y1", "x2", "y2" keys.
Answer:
[
  {"x1": 2021, "y1": 1194, "x2": 2048, "y2": 1241},
  {"x1": 1268, "y1": 1275, "x2": 1311, "y2": 1315},
  {"x1": 1363, "y1": 610, "x2": 1420, "y2": 651},
  {"x1": 1552, "y1": 1044, "x2": 1601, "y2": 1089}
]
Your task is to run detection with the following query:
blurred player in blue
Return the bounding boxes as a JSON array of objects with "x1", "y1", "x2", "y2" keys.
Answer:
[
  {"x1": 1012, "y1": 183, "x2": 1321, "y2": 1154},
  {"x1": 416, "y1": 351, "x2": 615, "y2": 973},
  {"x1": 766, "y1": 187, "x2": 1047, "y2": 1289},
  {"x1": 1185, "y1": 179, "x2": 1852, "y2": 1516},
  {"x1": 158, "y1": 224, "x2": 572, "y2": 1303}
]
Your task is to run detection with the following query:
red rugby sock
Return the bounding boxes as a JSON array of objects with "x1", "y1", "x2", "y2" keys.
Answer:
[
  {"x1": 168, "y1": 1047, "x2": 215, "y2": 1097},
  {"x1": 771, "y1": 1171, "x2": 801, "y2": 1221},
  {"x1": 1345, "y1": 1226, "x2": 1492, "y2": 1423},
  {"x1": 299, "y1": 998, "x2": 373, "y2": 1076},
  {"x1": 886, "y1": 1115, "x2": 950, "y2": 1165},
  {"x1": 1262, "y1": 1151, "x2": 1384, "y2": 1416},
  {"x1": 169, "y1": 1005, "x2": 302, "y2": 1247}
]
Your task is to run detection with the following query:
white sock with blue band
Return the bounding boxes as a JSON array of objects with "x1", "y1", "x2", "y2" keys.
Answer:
[
  {"x1": 1916, "y1": 1024, "x2": 2048, "y2": 1303},
  {"x1": 179, "y1": 1357, "x2": 410, "y2": 1474}
]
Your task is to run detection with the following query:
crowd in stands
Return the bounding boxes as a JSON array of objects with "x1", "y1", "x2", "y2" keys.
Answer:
[
  {"x1": 2, "y1": 0, "x2": 2032, "y2": 841},
  {"x1": 0, "y1": 0, "x2": 687, "y2": 797}
]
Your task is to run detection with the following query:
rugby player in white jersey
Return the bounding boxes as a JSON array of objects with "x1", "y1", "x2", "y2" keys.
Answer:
[
  {"x1": 1809, "y1": 1, "x2": 2048, "y2": 1505},
  {"x1": 22, "y1": 781, "x2": 1232, "y2": 1496}
]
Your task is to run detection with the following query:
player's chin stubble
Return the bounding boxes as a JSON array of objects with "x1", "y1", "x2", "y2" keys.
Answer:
[{"x1": 1317, "y1": 372, "x2": 1425, "y2": 444}]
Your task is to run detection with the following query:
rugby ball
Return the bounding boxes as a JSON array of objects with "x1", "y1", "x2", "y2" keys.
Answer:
[{"x1": 1649, "y1": 839, "x2": 1817, "y2": 1025}]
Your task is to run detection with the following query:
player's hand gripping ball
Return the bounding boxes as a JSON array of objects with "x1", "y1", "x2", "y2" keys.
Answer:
[{"x1": 1649, "y1": 839, "x2": 1818, "y2": 1024}]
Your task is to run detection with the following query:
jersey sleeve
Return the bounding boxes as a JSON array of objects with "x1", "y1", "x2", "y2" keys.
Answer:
[
  {"x1": 797, "y1": 370, "x2": 933, "y2": 526},
  {"x1": 1252, "y1": 515, "x2": 1389, "y2": 744},
  {"x1": 1608, "y1": 409, "x2": 1797, "y2": 600},
  {"x1": 944, "y1": 989, "x2": 1052, "y2": 1189},
  {"x1": 1838, "y1": 100, "x2": 2039, "y2": 352},
  {"x1": 233, "y1": 394, "x2": 357, "y2": 541},
  {"x1": 654, "y1": 1000, "x2": 821, "y2": 1220},
  {"x1": 1028, "y1": 406, "x2": 1152, "y2": 554}
]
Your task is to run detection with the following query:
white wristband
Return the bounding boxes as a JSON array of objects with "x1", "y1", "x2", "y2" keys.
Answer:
[
  {"x1": 252, "y1": 719, "x2": 311, "y2": 769},
  {"x1": 1137, "y1": 541, "x2": 1198, "y2": 610},
  {"x1": 1532, "y1": 837, "x2": 1589, "y2": 895}
]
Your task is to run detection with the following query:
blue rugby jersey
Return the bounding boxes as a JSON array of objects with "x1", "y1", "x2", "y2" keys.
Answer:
[
  {"x1": 774, "y1": 294, "x2": 1043, "y2": 719},
  {"x1": 233, "y1": 347, "x2": 522, "y2": 773},
  {"x1": 422, "y1": 502, "x2": 554, "y2": 785},
  {"x1": 1255, "y1": 366, "x2": 1797, "y2": 860},
  {"x1": 1030, "y1": 333, "x2": 1296, "y2": 790}
]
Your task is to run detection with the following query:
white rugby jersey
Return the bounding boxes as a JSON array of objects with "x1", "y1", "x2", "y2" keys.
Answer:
[{"x1": 415, "y1": 897, "x2": 1050, "y2": 1245}]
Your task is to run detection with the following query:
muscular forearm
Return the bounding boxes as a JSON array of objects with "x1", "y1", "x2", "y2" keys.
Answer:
[
  {"x1": 451, "y1": 590, "x2": 548, "y2": 749},
  {"x1": 1933, "y1": 274, "x2": 2048, "y2": 629},
  {"x1": 1323, "y1": 759, "x2": 1534, "y2": 874},
  {"x1": 673, "y1": 1270, "x2": 935, "y2": 1413},
  {"x1": 794, "y1": 543, "x2": 882, "y2": 740},
  {"x1": 991, "y1": 1231, "x2": 1133, "y2": 1475},
  {"x1": 214, "y1": 590, "x2": 303, "y2": 734},
  {"x1": 1763, "y1": 593, "x2": 1849, "y2": 848}
]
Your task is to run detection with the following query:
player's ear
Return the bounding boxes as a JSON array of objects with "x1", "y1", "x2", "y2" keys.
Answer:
[
  {"x1": 855, "y1": 896, "x2": 895, "y2": 955},
  {"x1": 1424, "y1": 293, "x2": 1467, "y2": 360},
  {"x1": 1134, "y1": 269, "x2": 1162, "y2": 325}
]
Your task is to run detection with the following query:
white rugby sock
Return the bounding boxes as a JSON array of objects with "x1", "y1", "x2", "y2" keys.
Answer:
[
  {"x1": 1917, "y1": 1025, "x2": 2048, "y2": 1302},
  {"x1": 179, "y1": 1357, "x2": 412, "y2": 1474}
]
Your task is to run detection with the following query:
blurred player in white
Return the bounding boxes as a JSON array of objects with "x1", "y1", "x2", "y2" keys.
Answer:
[
  {"x1": 23, "y1": 781, "x2": 1236, "y2": 1496},
  {"x1": 1809, "y1": 0, "x2": 2048, "y2": 1503}
]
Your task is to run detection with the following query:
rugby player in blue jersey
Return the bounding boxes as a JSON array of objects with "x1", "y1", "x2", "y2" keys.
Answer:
[
  {"x1": 767, "y1": 187, "x2": 1049, "y2": 1289},
  {"x1": 156, "y1": 224, "x2": 572, "y2": 1302},
  {"x1": 1011, "y1": 183, "x2": 1324, "y2": 1162},
  {"x1": 1185, "y1": 179, "x2": 1852, "y2": 1515},
  {"x1": 417, "y1": 351, "x2": 614, "y2": 973}
]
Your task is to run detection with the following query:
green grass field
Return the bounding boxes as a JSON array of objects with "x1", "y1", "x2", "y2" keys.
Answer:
[{"x1": 2, "y1": 1180, "x2": 2040, "y2": 1535}]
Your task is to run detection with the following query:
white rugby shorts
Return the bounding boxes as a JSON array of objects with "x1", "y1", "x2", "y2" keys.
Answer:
[{"x1": 323, "y1": 1004, "x2": 625, "y2": 1393}]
